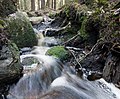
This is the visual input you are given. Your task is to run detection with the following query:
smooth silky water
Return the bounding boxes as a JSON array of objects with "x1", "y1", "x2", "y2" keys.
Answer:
[{"x1": 7, "y1": 16, "x2": 120, "y2": 99}]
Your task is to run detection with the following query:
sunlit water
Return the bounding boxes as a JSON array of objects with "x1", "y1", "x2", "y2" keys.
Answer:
[{"x1": 7, "y1": 16, "x2": 120, "y2": 99}]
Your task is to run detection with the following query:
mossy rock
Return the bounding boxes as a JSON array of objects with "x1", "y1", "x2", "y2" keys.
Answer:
[
  {"x1": 62, "y1": 3, "x2": 88, "y2": 21},
  {"x1": 6, "y1": 12, "x2": 38, "y2": 48},
  {"x1": 79, "y1": 12, "x2": 101, "y2": 46},
  {"x1": 0, "y1": 0, "x2": 17, "y2": 17},
  {"x1": 46, "y1": 46, "x2": 69, "y2": 61},
  {"x1": 0, "y1": 40, "x2": 22, "y2": 85},
  {"x1": 58, "y1": 3, "x2": 89, "y2": 31}
]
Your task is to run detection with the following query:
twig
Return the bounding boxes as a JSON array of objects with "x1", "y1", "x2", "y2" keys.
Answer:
[
  {"x1": 62, "y1": 34, "x2": 79, "y2": 45},
  {"x1": 66, "y1": 47, "x2": 83, "y2": 70}
]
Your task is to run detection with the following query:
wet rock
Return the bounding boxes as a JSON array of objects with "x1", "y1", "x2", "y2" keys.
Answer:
[
  {"x1": 46, "y1": 46, "x2": 70, "y2": 61},
  {"x1": 39, "y1": 87, "x2": 81, "y2": 99},
  {"x1": 0, "y1": 42, "x2": 22, "y2": 85},
  {"x1": 87, "y1": 72, "x2": 103, "y2": 81},
  {"x1": 42, "y1": 37, "x2": 61, "y2": 47},
  {"x1": 6, "y1": 12, "x2": 38, "y2": 48},
  {"x1": 20, "y1": 47, "x2": 32, "y2": 55},
  {"x1": 29, "y1": 17, "x2": 43, "y2": 25}
]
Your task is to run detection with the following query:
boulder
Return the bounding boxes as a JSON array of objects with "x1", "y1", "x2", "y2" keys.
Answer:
[
  {"x1": 6, "y1": 12, "x2": 38, "y2": 48},
  {"x1": 0, "y1": 42, "x2": 22, "y2": 85},
  {"x1": 29, "y1": 17, "x2": 43, "y2": 25},
  {"x1": 0, "y1": 0, "x2": 17, "y2": 17},
  {"x1": 0, "y1": 28, "x2": 22, "y2": 96}
]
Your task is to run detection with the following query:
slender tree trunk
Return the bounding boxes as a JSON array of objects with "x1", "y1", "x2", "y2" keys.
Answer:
[
  {"x1": 38, "y1": 0, "x2": 40, "y2": 10},
  {"x1": 46, "y1": 0, "x2": 50, "y2": 8},
  {"x1": 41, "y1": 0, "x2": 45, "y2": 9},
  {"x1": 49, "y1": 0, "x2": 52, "y2": 9},
  {"x1": 54, "y1": 0, "x2": 56, "y2": 9},
  {"x1": 51, "y1": 0, "x2": 54, "y2": 9},
  {"x1": 31, "y1": 0, "x2": 35, "y2": 11}
]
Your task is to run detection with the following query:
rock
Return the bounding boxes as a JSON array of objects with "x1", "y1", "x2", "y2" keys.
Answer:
[
  {"x1": 20, "y1": 47, "x2": 32, "y2": 55},
  {"x1": 39, "y1": 87, "x2": 81, "y2": 99},
  {"x1": 6, "y1": 12, "x2": 38, "y2": 48},
  {"x1": 0, "y1": 0, "x2": 17, "y2": 17},
  {"x1": 46, "y1": 46, "x2": 70, "y2": 61},
  {"x1": 79, "y1": 12, "x2": 101, "y2": 47},
  {"x1": 42, "y1": 37, "x2": 61, "y2": 47},
  {"x1": 87, "y1": 72, "x2": 102, "y2": 81},
  {"x1": 0, "y1": 41, "x2": 22, "y2": 86},
  {"x1": 29, "y1": 17, "x2": 43, "y2": 25},
  {"x1": 27, "y1": 11, "x2": 38, "y2": 17}
]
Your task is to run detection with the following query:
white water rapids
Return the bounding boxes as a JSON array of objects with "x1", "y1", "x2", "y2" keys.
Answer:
[
  {"x1": 7, "y1": 46, "x2": 120, "y2": 99},
  {"x1": 7, "y1": 16, "x2": 120, "y2": 99}
]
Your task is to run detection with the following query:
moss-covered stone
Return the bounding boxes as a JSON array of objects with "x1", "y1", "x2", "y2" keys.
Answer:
[
  {"x1": 46, "y1": 46, "x2": 69, "y2": 61},
  {"x1": 6, "y1": 12, "x2": 38, "y2": 48},
  {"x1": 0, "y1": 20, "x2": 22, "y2": 87},
  {"x1": 0, "y1": 0, "x2": 17, "y2": 17},
  {"x1": 79, "y1": 12, "x2": 101, "y2": 46},
  {"x1": 62, "y1": 3, "x2": 88, "y2": 23},
  {"x1": 0, "y1": 39, "x2": 22, "y2": 86}
]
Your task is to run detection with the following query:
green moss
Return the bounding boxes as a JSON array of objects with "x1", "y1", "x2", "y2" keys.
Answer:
[
  {"x1": 6, "y1": 12, "x2": 38, "y2": 48},
  {"x1": 62, "y1": 3, "x2": 88, "y2": 21},
  {"x1": 79, "y1": 12, "x2": 101, "y2": 46},
  {"x1": 7, "y1": 41, "x2": 22, "y2": 72},
  {"x1": 46, "y1": 46, "x2": 69, "y2": 61},
  {"x1": 0, "y1": 19, "x2": 5, "y2": 29},
  {"x1": 0, "y1": 0, "x2": 17, "y2": 17},
  {"x1": 79, "y1": 17, "x2": 89, "y2": 40}
]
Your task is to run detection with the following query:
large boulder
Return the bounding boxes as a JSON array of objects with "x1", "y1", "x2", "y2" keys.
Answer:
[
  {"x1": 0, "y1": 0, "x2": 17, "y2": 17},
  {"x1": 0, "y1": 29, "x2": 22, "y2": 95},
  {"x1": 0, "y1": 42, "x2": 22, "y2": 84},
  {"x1": 6, "y1": 12, "x2": 38, "y2": 48}
]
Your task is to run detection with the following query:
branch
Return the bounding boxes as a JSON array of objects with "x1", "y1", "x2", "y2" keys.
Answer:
[{"x1": 62, "y1": 34, "x2": 79, "y2": 45}]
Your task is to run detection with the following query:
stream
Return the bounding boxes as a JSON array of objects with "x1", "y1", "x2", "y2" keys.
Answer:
[{"x1": 6, "y1": 16, "x2": 120, "y2": 99}]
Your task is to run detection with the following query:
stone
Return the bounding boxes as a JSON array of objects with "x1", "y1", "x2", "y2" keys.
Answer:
[
  {"x1": 0, "y1": 0, "x2": 17, "y2": 17},
  {"x1": 6, "y1": 12, "x2": 38, "y2": 48},
  {"x1": 0, "y1": 41, "x2": 22, "y2": 86},
  {"x1": 46, "y1": 46, "x2": 69, "y2": 61},
  {"x1": 29, "y1": 16, "x2": 43, "y2": 25}
]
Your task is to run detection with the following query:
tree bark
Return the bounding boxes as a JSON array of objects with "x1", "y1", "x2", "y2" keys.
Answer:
[
  {"x1": 31, "y1": 0, "x2": 35, "y2": 11},
  {"x1": 54, "y1": 0, "x2": 56, "y2": 9},
  {"x1": 41, "y1": 0, "x2": 45, "y2": 9},
  {"x1": 38, "y1": 0, "x2": 40, "y2": 10}
]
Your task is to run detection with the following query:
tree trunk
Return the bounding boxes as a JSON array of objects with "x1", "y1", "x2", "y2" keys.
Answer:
[
  {"x1": 54, "y1": 0, "x2": 56, "y2": 9},
  {"x1": 46, "y1": 0, "x2": 50, "y2": 8},
  {"x1": 41, "y1": 0, "x2": 45, "y2": 9},
  {"x1": 38, "y1": 0, "x2": 40, "y2": 10},
  {"x1": 31, "y1": 0, "x2": 35, "y2": 11}
]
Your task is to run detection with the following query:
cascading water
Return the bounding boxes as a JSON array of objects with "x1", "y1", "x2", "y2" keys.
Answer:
[{"x1": 7, "y1": 15, "x2": 120, "y2": 99}]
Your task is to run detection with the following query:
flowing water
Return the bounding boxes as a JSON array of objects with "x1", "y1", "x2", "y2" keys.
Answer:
[{"x1": 7, "y1": 16, "x2": 120, "y2": 99}]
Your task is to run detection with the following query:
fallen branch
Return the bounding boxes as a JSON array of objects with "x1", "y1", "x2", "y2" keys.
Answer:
[
  {"x1": 66, "y1": 47, "x2": 83, "y2": 70},
  {"x1": 62, "y1": 34, "x2": 79, "y2": 45}
]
